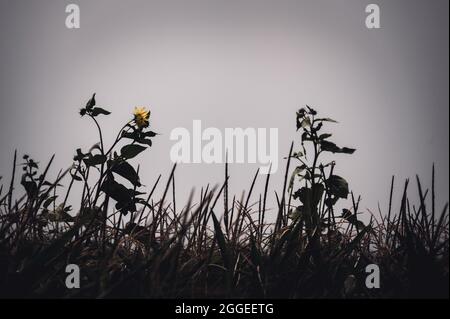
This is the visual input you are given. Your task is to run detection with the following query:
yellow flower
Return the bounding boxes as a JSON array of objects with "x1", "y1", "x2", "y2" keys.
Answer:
[{"x1": 133, "y1": 107, "x2": 150, "y2": 128}]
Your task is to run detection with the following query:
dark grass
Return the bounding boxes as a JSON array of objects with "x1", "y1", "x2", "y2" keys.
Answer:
[{"x1": 0, "y1": 99, "x2": 448, "y2": 299}]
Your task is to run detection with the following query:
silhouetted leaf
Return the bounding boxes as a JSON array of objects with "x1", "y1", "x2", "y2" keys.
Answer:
[
  {"x1": 319, "y1": 133, "x2": 332, "y2": 140},
  {"x1": 321, "y1": 140, "x2": 355, "y2": 154},
  {"x1": 326, "y1": 175, "x2": 349, "y2": 199},
  {"x1": 83, "y1": 154, "x2": 107, "y2": 167},
  {"x1": 325, "y1": 196, "x2": 339, "y2": 208},
  {"x1": 288, "y1": 206, "x2": 304, "y2": 220},
  {"x1": 111, "y1": 161, "x2": 141, "y2": 187},
  {"x1": 121, "y1": 131, "x2": 138, "y2": 140},
  {"x1": 71, "y1": 173, "x2": 82, "y2": 181},
  {"x1": 306, "y1": 105, "x2": 317, "y2": 115},
  {"x1": 289, "y1": 165, "x2": 306, "y2": 190},
  {"x1": 211, "y1": 211, "x2": 232, "y2": 270},
  {"x1": 315, "y1": 117, "x2": 338, "y2": 123},
  {"x1": 341, "y1": 208, "x2": 365, "y2": 231},
  {"x1": 121, "y1": 144, "x2": 146, "y2": 159},
  {"x1": 293, "y1": 184, "x2": 324, "y2": 205},
  {"x1": 115, "y1": 201, "x2": 136, "y2": 215},
  {"x1": 21, "y1": 176, "x2": 37, "y2": 198},
  {"x1": 73, "y1": 148, "x2": 86, "y2": 161},
  {"x1": 136, "y1": 138, "x2": 152, "y2": 146},
  {"x1": 144, "y1": 131, "x2": 157, "y2": 137},
  {"x1": 85, "y1": 93, "x2": 96, "y2": 110},
  {"x1": 301, "y1": 132, "x2": 312, "y2": 142},
  {"x1": 91, "y1": 107, "x2": 111, "y2": 117},
  {"x1": 300, "y1": 117, "x2": 311, "y2": 128}
]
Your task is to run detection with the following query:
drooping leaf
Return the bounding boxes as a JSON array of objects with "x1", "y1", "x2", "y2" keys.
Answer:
[
  {"x1": 326, "y1": 175, "x2": 349, "y2": 199},
  {"x1": 101, "y1": 178, "x2": 132, "y2": 203},
  {"x1": 144, "y1": 131, "x2": 157, "y2": 137},
  {"x1": 71, "y1": 173, "x2": 82, "y2": 182},
  {"x1": 341, "y1": 208, "x2": 366, "y2": 230}
]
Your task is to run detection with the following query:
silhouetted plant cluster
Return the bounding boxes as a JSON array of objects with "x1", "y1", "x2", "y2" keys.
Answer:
[{"x1": 0, "y1": 95, "x2": 447, "y2": 298}]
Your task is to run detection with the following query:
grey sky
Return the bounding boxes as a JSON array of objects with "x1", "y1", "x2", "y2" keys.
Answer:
[{"x1": 0, "y1": 0, "x2": 448, "y2": 218}]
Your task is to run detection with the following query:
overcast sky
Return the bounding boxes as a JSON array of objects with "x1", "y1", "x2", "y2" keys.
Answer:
[{"x1": 0, "y1": 0, "x2": 448, "y2": 219}]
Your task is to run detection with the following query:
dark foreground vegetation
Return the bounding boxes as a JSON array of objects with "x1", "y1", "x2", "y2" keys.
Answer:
[{"x1": 0, "y1": 96, "x2": 448, "y2": 298}]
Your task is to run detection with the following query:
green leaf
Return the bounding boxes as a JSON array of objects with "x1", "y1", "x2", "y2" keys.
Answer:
[
  {"x1": 326, "y1": 175, "x2": 349, "y2": 199},
  {"x1": 83, "y1": 154, "x2": 107, "y2": 167},
  {"x1": 90, "y1": 107, "x2": 111, "y2": 116},
  {"x1": 120, "y1": 144, "x2": 146, "y2": 160},
  {"x1": 111, "y1": 161, "x2": 141, "y2": 187}
]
